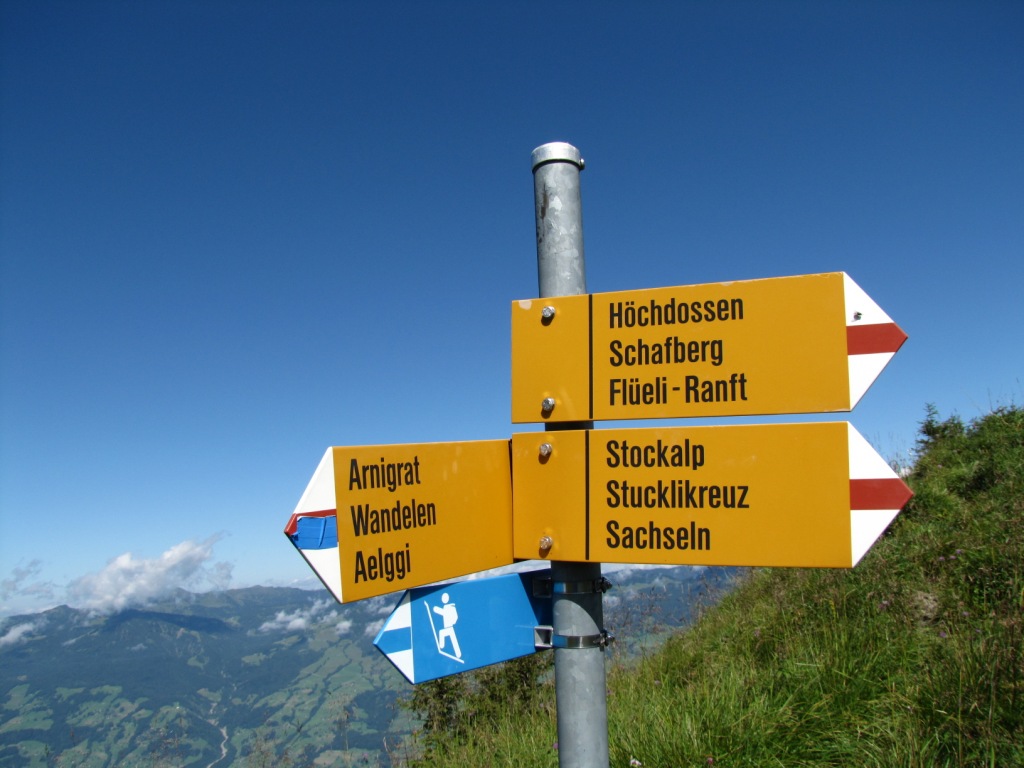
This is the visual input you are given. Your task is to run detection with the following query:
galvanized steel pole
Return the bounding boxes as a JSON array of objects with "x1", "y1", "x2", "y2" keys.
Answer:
[{"x1": 531, "y1": 142, "x2": 610, "y2": 768}]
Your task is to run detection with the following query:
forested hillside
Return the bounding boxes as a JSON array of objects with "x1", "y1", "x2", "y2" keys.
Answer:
[{"x1": 0, "y1": 560, "x2": 733, "y2": 767}]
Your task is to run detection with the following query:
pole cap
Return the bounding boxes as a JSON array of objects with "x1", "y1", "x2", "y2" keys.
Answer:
[{"x1": 531, "y1": 142, "x2": 584, "y2": 171}]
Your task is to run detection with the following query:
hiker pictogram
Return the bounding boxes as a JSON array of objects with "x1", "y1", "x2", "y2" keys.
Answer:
[{"x1": 426, "y1": 592, "x2": 463, "y2": 662}]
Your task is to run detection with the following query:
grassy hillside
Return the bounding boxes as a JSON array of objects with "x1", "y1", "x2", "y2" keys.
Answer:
[{"x1": 407, "y1": 405, "x2": 1023, "y2": 767}]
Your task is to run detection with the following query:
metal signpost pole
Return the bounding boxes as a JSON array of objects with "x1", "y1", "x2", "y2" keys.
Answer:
[{"x1": 531, "y1": 142, "x2": 609, "y2": 768}]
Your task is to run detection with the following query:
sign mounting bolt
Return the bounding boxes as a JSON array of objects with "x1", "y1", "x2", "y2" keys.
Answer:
[
  {"x1": 539, "y1": 536, "x2": 553, "y2": 553},
  {"x1": 541, "y1": 305, "x2": 556, "y2": 322},
  {"x1": 541, "y1": 397, "x2": 556, "y2": 414},
  {"x1": 539, "y1": 442, "x2": 553, "y2": 458}
]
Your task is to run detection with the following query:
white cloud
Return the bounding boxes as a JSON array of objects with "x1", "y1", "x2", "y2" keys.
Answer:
[
  {"x1": 606, "y1": 563, "x2": 706, "y2": 580},
  {"x1": 1, "y1": 559, "x2": 43, "y2": 597},
  {"x1": 0, "y1": 621, "x2": 41, "y2": 648},
  {"x1": 258, "y1": 598, "x2": 335, "y2": 633},
  {"x1": 335, "y1": 618, "x2": 352, "y2": 636},
  {"x1": 362, "y1": 594, "x2": 399, "y2": 617},
  {"x1": 65, "y1": 535, "x2": 233, "y2": 615},
  {"x1": 1, "y1": 560, "x2": 57, "y2": 614}
]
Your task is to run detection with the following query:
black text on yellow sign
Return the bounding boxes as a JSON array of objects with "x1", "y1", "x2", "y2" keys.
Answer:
[
  {"x1": 511, "y1": 422, "x2": 911, "y2": 569},
  {"x1": 335, "y1": 440, "x2": 514, "y2": 601},
  {"x1": 511, "y1": 272, "x2": 879, "y2": 423}
]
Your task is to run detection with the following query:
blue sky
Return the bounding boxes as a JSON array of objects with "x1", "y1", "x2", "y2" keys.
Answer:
[{"x1": 2, "y1": 1, "x2": 1021, "y2": 617}]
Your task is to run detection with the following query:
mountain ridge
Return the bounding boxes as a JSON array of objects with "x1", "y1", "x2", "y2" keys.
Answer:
[{"x1": 2, "y1": 567, "x2": 733, "y2": 767}]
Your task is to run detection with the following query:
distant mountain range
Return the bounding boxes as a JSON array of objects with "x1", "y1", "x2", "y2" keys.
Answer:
[{"x1": 0, "y1": 566, "x2": 737, "y2": 767}]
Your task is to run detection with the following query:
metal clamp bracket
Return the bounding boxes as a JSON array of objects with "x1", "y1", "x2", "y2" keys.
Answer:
[
  {"x1": 534, "y1": 626, "x2": 615, "y2": 651},
  {"x1": 533, "y1": 576, "x2": 613, "y2": 598}
]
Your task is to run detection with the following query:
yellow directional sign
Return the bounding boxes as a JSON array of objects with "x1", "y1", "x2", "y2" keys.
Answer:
[
  {"x1": 511, "y1": 422, "x2": 912, "y2": 568},
  {"x1": 511, "y1": 272, "x2": 907, "y2": 423},
  {"x1": 286, "y1": 440, "x2": 513, "y2": 603}
]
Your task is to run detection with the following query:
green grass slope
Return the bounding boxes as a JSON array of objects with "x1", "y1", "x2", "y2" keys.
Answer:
[{"x1": 410, "y1": 405, "x2": 1022, "y2": 767}]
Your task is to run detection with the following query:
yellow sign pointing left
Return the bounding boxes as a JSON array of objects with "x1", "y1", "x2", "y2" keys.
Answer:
[{"x1": 286, "y1": 440, "x2": 513, "y2": 603}]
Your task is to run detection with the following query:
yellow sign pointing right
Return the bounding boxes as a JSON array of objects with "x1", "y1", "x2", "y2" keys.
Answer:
[
  {"x1": 511, "y1": 272, "x2": 907, "y2": 423},
  {"x1": 512, "y1": 422, "x2": 911, "y2": 568}
]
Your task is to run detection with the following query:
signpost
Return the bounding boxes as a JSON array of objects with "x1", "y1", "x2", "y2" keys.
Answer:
[
  {"x1": 283, "y1": 142, "x2": 913, "y2": 768},
  {"x1": 512, "y1": 422, "x2": 911, "y2": 569},
  {"x1": 285, "y1": 439, "x2": 513, "y2": 603},
  {"x1": 374, "y1": 568, "x2": 553, "y2": 684},
  {"x1": 511, "y1": 272, "x2": 907, "y2": 423}
]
